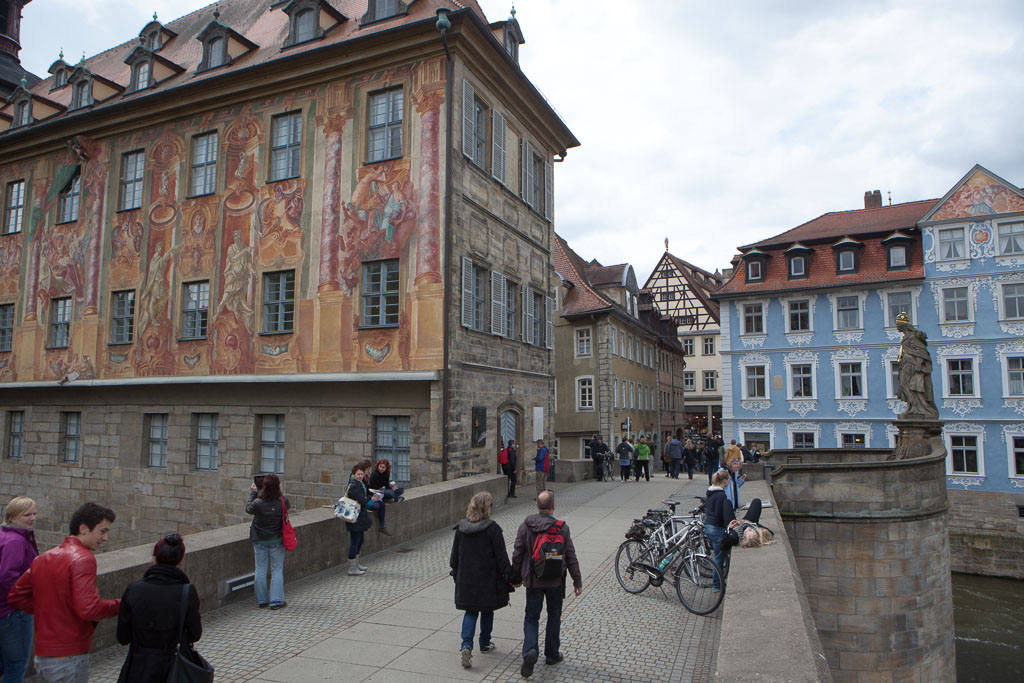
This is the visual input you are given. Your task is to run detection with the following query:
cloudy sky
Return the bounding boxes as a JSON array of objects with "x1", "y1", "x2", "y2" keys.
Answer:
[{"x1": 19, "y1": 0, "x2": 1024, "y2": 284}]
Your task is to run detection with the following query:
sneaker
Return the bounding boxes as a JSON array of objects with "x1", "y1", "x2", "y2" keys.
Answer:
[
  {"x1": 257, "y1": 603, "x2": 269, "y2": 609},
  {"x1": 379, "y1": 527, "x2": 393, "y2": 536},
  {"x1": 396, "y1": 496, "x2": 405, "y2": 502},
  {"x1": 545, "y1": 654, "x2": 563, "y2": 665},
  {"x1": 269, "y1": 602, "x2": 287, "y2": 610},
  {"x1": 479, "y1": 643, "x2": 496, "y2": 653},
  {"x1": 461, "y1": 647, "x2": 472, "y2": 668},
  {"x1": 521, "y1": 649, "x2": 538, "y2": 678}
]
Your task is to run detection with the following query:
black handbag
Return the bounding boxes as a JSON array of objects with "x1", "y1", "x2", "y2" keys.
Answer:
[
  {"x1": 722, "y1": 528, "x2": 741, "y2": 550},
  {"x1": 167, "y1": 585, "x2": 214, "y2": 683}
]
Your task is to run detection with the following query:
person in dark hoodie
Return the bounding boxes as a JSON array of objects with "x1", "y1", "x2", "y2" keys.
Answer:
[
  {"x1": 450, "y1": 491, "x2": 516, "y2": 670},
  {"x1": 510, "y1": 490, "x2": 582, "y2": 678},
  {"x1": 704, "y1": 469, "x2": 740, "y2": 591},
  {"x1": 116, "y1": 534, "x2": 201, "y2": 682}
]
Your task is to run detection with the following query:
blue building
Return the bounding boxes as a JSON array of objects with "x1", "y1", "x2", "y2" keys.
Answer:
[{"x1": 714, "y1": 167, "x2": 1024, "y2": 572}]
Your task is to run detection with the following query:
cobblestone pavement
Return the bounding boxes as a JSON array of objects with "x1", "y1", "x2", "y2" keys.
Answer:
[{"x1": 70, "y1": 474, "x2": 719, "y2": 683}]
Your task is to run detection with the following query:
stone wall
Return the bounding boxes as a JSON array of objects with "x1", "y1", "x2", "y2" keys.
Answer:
[
  {"x1": 947, "y1": 489, "x2": 1024, "y2": 579},
  {"x1": 768, "y1": 449, "x2": 955, "y2": 682},
  {"x1": 87, "y1": 473, "x2": 508, "y2": 652},
  {"x1": 0, "y1": 381, "x2": 433, "y2": 550}
]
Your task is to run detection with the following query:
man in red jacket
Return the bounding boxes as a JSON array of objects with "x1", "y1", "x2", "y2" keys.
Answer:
[{"x1": 8, "y1": 502, "x2": 120, "y2": 682}]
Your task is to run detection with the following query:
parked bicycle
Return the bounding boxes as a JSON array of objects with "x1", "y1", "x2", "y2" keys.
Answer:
[{"x1": 614, "y1": 498, "x2": 725, "y2": 615}]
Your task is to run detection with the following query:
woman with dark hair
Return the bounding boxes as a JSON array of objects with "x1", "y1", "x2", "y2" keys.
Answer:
[
  {"x1": 116, "y1": 534, "x2": 201, "y2": 682},
  {"x1": 345, "y1": 463, "x2": 382, "y2": 575},
  {"x1": 246, "y1": 473, "x2": 290, "y2": 609},
  {"x1": 367, "y1": 459, "x2": 405, "y2": 536}
]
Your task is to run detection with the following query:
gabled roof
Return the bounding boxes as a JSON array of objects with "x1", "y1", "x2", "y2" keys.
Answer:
[
  {"x1": 658, "y1": 252, "x2": 722, "y2": 322},
  {"x1": 742, "y1": 199, "x2": 936, "y2": 250},
  {"x1": 920, "y1": 164, "x2": 1024, "y2": 224},
  {"x1": 554, "y1": 234, "x2": 614, "y2": 317},
  {"x1": 585, "y1": 263, "x2": 629, "y2": 288}
]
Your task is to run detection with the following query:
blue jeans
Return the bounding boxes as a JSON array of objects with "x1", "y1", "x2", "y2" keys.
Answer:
[
  {"x1": 253, "y1": 542, "x2": 285, "y2": 606},
  {"x1": 348, "y1": 530, "x2": 365, "y2": 559},
  {"x1": 704, "y1": 525, "x2": 726, "y2": 590},
  {"x1": 0, "y1": 610, "x2": 33, "y2": 683},
  {"x1": 669, "y1": 459, "x2": 681, "y2": 478},
  {"x1": 380, "y1": 487, "x2": 404, "y2": 501},
  {"x1": 460, "y1": 610, "x2": 494, "y2": 650},
  {"x1": 33, "y1": 654, "x2": 90, "y2": 683},
  {"x1": 523, "y1": 586, "x2": 564, "y2": 658}
]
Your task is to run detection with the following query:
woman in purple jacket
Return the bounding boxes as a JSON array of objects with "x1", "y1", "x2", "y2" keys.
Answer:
[{"x1": 0, "y1": 496, "x2": 39, "y2": 683}]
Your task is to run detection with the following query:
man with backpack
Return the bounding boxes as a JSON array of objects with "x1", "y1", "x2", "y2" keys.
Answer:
[
  {"x1": 533, "y1": 440, "x2": 550, "y2": 497},
  {"x1": 510, "y1": 490, "x2": 582, "y2": 678},
  {"x1": 499, "y1": 439, "x2": 518, "y2": 498}
]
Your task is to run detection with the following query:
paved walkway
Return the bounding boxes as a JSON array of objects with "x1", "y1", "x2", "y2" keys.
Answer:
[{"x1": 75, "y1": 474, "x2": 720, "y2": 682}]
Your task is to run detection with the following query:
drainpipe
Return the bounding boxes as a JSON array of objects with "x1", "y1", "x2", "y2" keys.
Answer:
[{"x1": 436, "y1": 8, "x2": 453, "y2": 481}]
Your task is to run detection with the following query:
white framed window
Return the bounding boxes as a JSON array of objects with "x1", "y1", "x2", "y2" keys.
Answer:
[
  {"x1": 742, "y1": 302, "x2": 765, "y2": 335},
  {"x1": 840, "y1": 432, "x2": 867, "y2": 448},
  {"x1": 57, "y1": 171, "x2": 81, "y2": 224},
  {"x1": 111, "y1": 290, "x2": 135, "y2": 344},
  {"x1": 118, "y1": 150, "x2": 145, "y2": 211},
  {"x1": 793, "y1": 432, "x2": 815, "y2": 448},
  {"x1": 49, "y1": 297, "x2": 71, "y2": 348},
  {"x1": 259, "y1": 414, "x2": 286, "y2": 474},
  {"x1": 368, "y1": 87, "x2": 403, "y2": 162},
  {"x1": 1004, "y1": 426, "x2": 1024, "y2": 480},
  {"x1": 683, "y1": 371, "x2": 695, "y2": 392},
  {"x1": 788, "y1": 363, "x2": 816, "y2": 399},
  {"x1": 181, "y1": 281, "x2": 210, "y2": 339},
  {"x1": 270, "y1": 110, "x2": 303, "y2": 181},
  {"x1": 627, "y1": 335, "x2": 634, "y2": 361},
  {"x1": 786, "y1": 299, "x2": 811, "y2": 333},
  {"x1": 576, "y1": 376, "x2": 594, "y2": 411},
  {"x1": 194, "y1": 413, "x2": 219, "y2": 471},
  {"x1": 946, "y1": 431, "x2": 983, "y2": 476},
  {"x1": 264, "y1": 270, "x2": 297, "y2": 333},
  {"x1": 613, "y1": 379, "x2": 619, "y2": 408},
  {"x1": 0, "y1": 304, "x2": 13, "y2": 353},
  {"x1": 746, "y1": 260, "x2": 763, "y2": 281},
  {"x1": 789, "y1": 255, "x2": 806, "y2": 278},
  {"x1": 888, "y1": 244, "x2": 907, "y2": 269},
  {"x1": 682, "y1": 337, "x2": 694, "y2": 356},
  {"x1": 998, "y1": 222, "x2": 1024, "y2": 256},
  {"x1": 941, "y1": 286, "x2": 971, "y2": 322},
  {"x1": 610, "y1": 327, "x2": 617, "y2": 355},
  {"x1": 703, "y1": 370, "x2": 717, "y2": 392},
  {"x1": 375, "y1": 415, "x2": 411, "y2": 484},
  {"x1": 702, "y1": 336, "x2": 715, "y2": 356},
  {"x1": 744, "y1": 365, "x2": 767, "y2": 399},
  {"x1": 885, "y1": 291, "x2": 914, "y2": 327},
  {"x1": 190, "y1": 132, "x2": 218, "y2": 196},
  {"x1": 838, "y1": 361, "x2": 865, "y2": 398},
  {"x1": 887, "y1": 359, "x2": 901, "y2": 399},
  {"x1": 1001, "y1": 283, "x2": 1024, "y2": 320},
  {"x1": 60, "y1": 411, "x2": 81, "y2": 463},
  {"x1": 3, "y1": 180, "x2": 26, "y2": 235},
  {"x1": 938, "y1": 227, "x2": 966, "y2": 261},
  {"x1": 1005, "y1": 356, "x2": 1024, "y2": 397},
  {"x1": 629, "y1": 381, "x2": 635, "y2": 409},
  {"x1": 146, "y1": 413, "x2": 168, "y2": 468},
  {"x1": 575, "y1": 327, "x2": 592, "y2": 357},
  {"x1": 937, "y1": 352, "x2": 978, "y2": 401},
  {"x1": 5, "y1": 410, "x2": 24, "y2": 460},
  {"x1": 835, "y1": 295, "x2": 861, "y2": 330},
  {"x1": 786, "y1": 422, "x2": 820, "y2": 449}
]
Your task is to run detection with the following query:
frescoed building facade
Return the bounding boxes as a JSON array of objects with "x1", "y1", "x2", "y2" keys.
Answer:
[
  {"x1": 715, "y1": 167, "x2": 1024, "y2": 575},
  {"x1": 642, "y1": 249, "x2": 723, "y2": 438},
  {"x1": 0, "y1": 1, "x2": 577, "y2": 548},
  {"x1": 552, "y1": 235, "x2": 684, "y2": 460}
]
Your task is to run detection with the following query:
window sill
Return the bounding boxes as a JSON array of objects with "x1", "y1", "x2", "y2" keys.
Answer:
[
  {"x1": 266, "y1": 174, "x2": 301, "y2": 184},
  {"x1": 186, "y1": 191, "x2": 216, "y2": 200},
  {"x1": 363, "y1": 156, "x2": 403, "y2": 167},
  {"x1": 258, "y1": 330, "x2": 295, "y2": 337},
  {"x1": 54, "y1": 219, "x2": 79, "y2": 226},
  {"x1": 116, "y1": 206, "x2": 142, "y2": 214},
  {"x1": 107, "y1": 341, "x2": 133, "y2": 347},
  {"x1": 1, "y1": 230, "x2": 23, "y2": 237},
  {"x1": 177, "y1": 336, "x2": 208, "y2": 342},
  {"x1": 357, "y1": 324, "x2": 399, "y2": 331},
  {"x1": 44, "y1": 345, "x2": 70, "y2": 351}
]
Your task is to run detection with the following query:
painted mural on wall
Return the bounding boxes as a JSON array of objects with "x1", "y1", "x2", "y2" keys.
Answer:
[
  {"x1": 0, "y1": 62, "x2": 447, "y2": 384},
  {"x1": 930, "y1": 170, "x2": 1024, "y2": 221}
]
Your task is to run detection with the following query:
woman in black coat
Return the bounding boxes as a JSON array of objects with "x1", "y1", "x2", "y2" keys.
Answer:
[
  {"x1": 117, "y1": 534, "x2": 201, "y2": 683},
  {"x1": 683, "y1": 440, "x2": 699, "y2": 480},
  {"x1": 450, "y1": 491, "x2": 516, "y2": 669},
  {"x1": 346, "y1": 461, "x2": 382, "y2": 575}
]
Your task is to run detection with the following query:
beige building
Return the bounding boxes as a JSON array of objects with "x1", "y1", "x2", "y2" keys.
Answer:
[
  {"x1": 643, "y1": 250, "x2": 724, "y2": 438},
  {"x1": 552, "y1": 235, "x2": 684, "y2": 461},
  {"x1": 0, "y1": 1, "x2": 577, "y2": 548}
]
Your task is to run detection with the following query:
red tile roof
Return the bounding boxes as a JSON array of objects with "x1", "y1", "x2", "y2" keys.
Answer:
[
  {"x1": 742, "y1": 199, "x2": 936, "y2": 250},
  {"x1": 4, "y1": 0, "x2": 490, "y2": 122},
  {"x1": 554, "y1": 234, "x2": 614, "y2": 317},
  {"x1": 663, "y1": 252, "x2": 722, "y2": 321}
]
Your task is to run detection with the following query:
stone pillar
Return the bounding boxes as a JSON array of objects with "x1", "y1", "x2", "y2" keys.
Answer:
[{"x1": 769, "y1": 449, "x2": 956, "y2": 681}]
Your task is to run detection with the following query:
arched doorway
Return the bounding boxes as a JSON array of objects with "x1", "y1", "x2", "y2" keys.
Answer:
[{"x1": 499, "y1": 406, "x2": 521, "y2": 481}]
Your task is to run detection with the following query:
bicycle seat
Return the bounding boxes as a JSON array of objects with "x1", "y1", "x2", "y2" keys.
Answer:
[
  {"x1": 663, "y1": 499, "x2": 681, "y2": 506},
  {"x1": 641, "y1": 519, "x2": 659, "y2": 528}
]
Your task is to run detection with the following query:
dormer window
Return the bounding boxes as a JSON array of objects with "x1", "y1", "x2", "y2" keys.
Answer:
[
  {"x1": 295, "y1": 9, "x2": 317, "y2": 42},
  {"x1": 146, "y1": 30, "x2": 161, "y2": 50},
  {"x1": 71, "y1": 80, "x2": 92, "y2": 109},
  {"x1": 838, "y1": 250, "x2": 855, "y2": 272},
  {"x1": 14, "y1": 100, "x2": 31, "y2": 127},
  {"x1": 888, "y1": 244, "x2": 907, "y2": 269},
  {"x1": 789, "y1": 255, "x2": 806, "y2": 278},
  {"x1": 208, "y1": 37, "x2": 226, "y2": 68},
  {"x1": 747, "y1": 260, "x2": 763, "y2": 282},
  {"x1": 131, "y1": 61, "x2": 152, "y2": 91},
  {"x1": 361, "y1": 0, "x2": 406, "y2": 25},
  {"x1": 138, "y1": 17, "x2": 176, "y2": 51},
  {"x1": 501, "y1": 15, "x2": 524, "y2": 63},
  {"x1": 504, "y1": 29, "x2": 518, "y2": 60},
  {"x1": 55, "y1": 70, "x2": 67, "y2": 87},
  {"x1": 882, "y1": 231, "x2": 913, "y2": 271}
]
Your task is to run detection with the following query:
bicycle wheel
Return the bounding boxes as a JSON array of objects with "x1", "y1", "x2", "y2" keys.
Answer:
[
  {"x1": 615, "y1": 540, "x2": 655, "y2": 594},
  {"x1": 674, "y1": 554, "x2": 725, "y2": 615}
]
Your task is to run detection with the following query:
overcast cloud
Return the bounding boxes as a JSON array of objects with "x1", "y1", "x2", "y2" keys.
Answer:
[{"x1": 19, "y1": 0, "x2": 1024, "y2": 283}]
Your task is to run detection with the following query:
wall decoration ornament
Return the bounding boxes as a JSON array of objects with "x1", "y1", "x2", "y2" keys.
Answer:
[
  {"x1": 1011, "y1": 479, "x2": 1024, "y2": 489},
  {"x1": 788, "y1": 400, "x2": 817, "y2": 417},
  {"x1": 1006, "y1": 400, "x2": 1024, "y2": 417},
  {"x1": 741, "y1": 400, "x2": 772, "y2": 414},
  {"x1": 942, "y1": 399, "x2": 982, "y2": 417},
  {"x1": 939, "y1": 323, "x2": 975, "y2": 338},
  {"x1": 785, "y1": 333, "x2": 814, "y2": 346},
  {"x1": 737, "y1": 422, "x2": 775, "y2": 444},
  {"x1": 837, "y1": 400, "x2": 868, "y2": 417},
  {"x1": 834, "y1": 331, "x2": 864, "y2": 344},
  {"x1": 947, "y1": 476, "x2": 984, "y2": 489},
  {"x1": 888, "y1": 399, "x2": 907, "y2": 415},
  {"x1": 740, "y1": 335, "x2": 767, "y2": 348},
  {"x1": 935, "y1": 343, "x2": 982, "y2": 360}
]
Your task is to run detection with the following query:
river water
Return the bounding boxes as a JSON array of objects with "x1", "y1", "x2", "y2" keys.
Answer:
[{"x1": 952, "y1": 572, "x2": 1024, "y2": 682}]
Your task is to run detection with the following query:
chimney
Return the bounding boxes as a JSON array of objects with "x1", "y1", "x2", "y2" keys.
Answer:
[{"x1": 864, "y1": 190, "x2": 883, "y2": 209}]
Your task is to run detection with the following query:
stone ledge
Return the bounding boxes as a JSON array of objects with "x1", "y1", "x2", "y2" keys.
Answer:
[
  {"x1": 716, "y1": 481, "x2": 833, "y2": 683},
  {"x1": 89, "y1": 473, "x2": 507, "y2": 651}
]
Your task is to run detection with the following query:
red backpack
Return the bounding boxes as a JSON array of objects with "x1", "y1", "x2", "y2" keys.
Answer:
[
  {"x1": 531, "y1": 520, "x2": 567, "y2": 579},
  {"x1": 498, "y1": 448, "x2": 509, "y2": 465}
]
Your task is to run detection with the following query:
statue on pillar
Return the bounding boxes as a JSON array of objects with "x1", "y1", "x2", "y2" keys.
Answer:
[
  {"x1": 890, "y1": 312, "x2": 944, "y2": 460},
  {"x1": 896, "y1": 312, "x2": 939, "y2": 420}
]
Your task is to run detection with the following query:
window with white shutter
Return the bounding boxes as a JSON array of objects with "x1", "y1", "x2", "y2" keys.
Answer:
[
  {"x1": 521, "y1": 285, "x2": 529, "y2": 343},
  {"x1": 521, "y1": 139, "x2": 535, "y2": 209},
  {"x1": 490, "y1": 271, "x2": 507, "y2": 336},
  {"x1": 461, "y1": 257, "x2": 474, "y2": 328},
  {"x1": 462, "y1": 80, "x2": 476, "y2": 160},
  {"x1": 545, "y1": 295, "x2": 553, "y2": 349},
  {"x1": 544, "y1": 159, "x2": 553, "y2": 220},
  {"x1": 524, "y1": 288, "x2": 536, "y2": 345},
  {"x1": 491, "y1": 111, "x2": 506, "y2": 185}
]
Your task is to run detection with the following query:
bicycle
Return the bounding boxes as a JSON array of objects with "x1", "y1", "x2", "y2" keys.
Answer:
[
  {"x1": 614, "y1": 499, "x2": 725, "y2": 615},
  {"x1": 601, "y1": 453, "x2": 615, "y2": 482}
]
